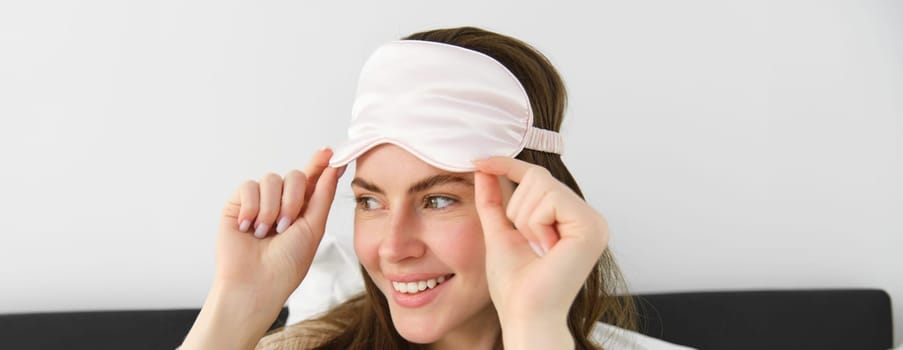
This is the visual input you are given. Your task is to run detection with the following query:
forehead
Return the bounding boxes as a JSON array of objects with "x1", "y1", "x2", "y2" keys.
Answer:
[
  {"x1": 355, "y1": 143, "x2": 446, "y2": 174},
  {"x1": 353, "y1": 143, "x2": 473, "y2": 186}
]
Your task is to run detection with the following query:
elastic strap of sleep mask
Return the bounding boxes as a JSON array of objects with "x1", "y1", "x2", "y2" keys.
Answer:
[{"x1": 525, "y1": 126, "x2": 563, "y2": 154}]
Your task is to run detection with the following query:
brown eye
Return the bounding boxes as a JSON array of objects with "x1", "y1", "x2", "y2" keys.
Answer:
[
  {"x1": 425, "y1": 196, "x2": 456, "y2": 209},
  {"x1": 356, "y1": 196, "x2": 383, "y2": 210}
]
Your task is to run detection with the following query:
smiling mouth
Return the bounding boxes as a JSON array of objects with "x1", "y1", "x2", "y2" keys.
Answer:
[{"x1": 391, "y1": 274, "x2": 455, "y2": 294}]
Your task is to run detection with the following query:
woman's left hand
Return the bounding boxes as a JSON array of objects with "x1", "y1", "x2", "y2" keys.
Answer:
[{"x1": 473, "y1": 157, "x2": 610, "y2": 347}]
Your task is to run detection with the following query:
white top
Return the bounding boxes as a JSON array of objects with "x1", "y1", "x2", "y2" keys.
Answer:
[{"x1": 591, "y1": 322, "x2": 697, "y2": 350}]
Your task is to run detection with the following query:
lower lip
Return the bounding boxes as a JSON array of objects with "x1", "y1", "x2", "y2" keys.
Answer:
[{"x1": 390, "y1": 276, "x2": 454, "y2": 308}]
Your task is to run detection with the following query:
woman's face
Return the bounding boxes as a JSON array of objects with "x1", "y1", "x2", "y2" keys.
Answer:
[{"x1": 352, "y1": 144, "x2": 513, "y2": 346}]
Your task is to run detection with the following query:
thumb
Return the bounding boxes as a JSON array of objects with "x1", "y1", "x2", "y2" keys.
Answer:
[
  {"x1": 275, "y1": 168, "x2": 344, "y2": 253},
  {"x1": 302, "y1": 166, "x2": 343, "y2": 235},
  {"x1": 272, "y1": 166, "x2": 342, "y2": 285},
  {"x1": 474, "y1": 171, "x2": 523, "y2": 252}
]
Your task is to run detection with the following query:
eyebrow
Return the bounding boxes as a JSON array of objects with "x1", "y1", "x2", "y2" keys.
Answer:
[{"x1": 351, "y1": 174, "x2": 474, "y2": 195}]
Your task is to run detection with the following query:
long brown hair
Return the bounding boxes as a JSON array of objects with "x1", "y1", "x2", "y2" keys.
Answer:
[{"x1": 272, "y1": 26, "x2": 637, "y2": 350}]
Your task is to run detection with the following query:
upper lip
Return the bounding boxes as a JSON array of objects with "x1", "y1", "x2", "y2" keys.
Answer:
[{"x1": 384, "y1": 273, "x2": 453, "y2": 282}]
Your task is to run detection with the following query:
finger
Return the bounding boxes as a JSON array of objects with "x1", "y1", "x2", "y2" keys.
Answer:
[
  {"x1": 473, "y1": 156, "x2": 542, "y2": 184},
  {"x1": 276, "y1": 170, "x2": 308, "y2": 234},
  {"x1": 475, "y1": 171, "x2": 536, "y2": 260},
  {"x1": 529, "y1": 214, "x2": 560, "y2": 254},
  {"x1": 507, "y1": 170, "x2": 547, "y2": 233},
  {"x1": 235, "y1": 180, "x2": 260, "y2": 233},
  {"x1": 512, "y1": 188, "x2": 544, "y2": 231},
  {"x1": 504, "y1": 177, "x2": 528, "y2": 222},
  {"x1": 254, "y1": 173, "x2": 283, "y2": 239},
  {"x1": 511, "y1": 186, "x2": 550, "y2": 253},
  {"x1": 473, "y1": 171, "x2": 516, "y2": 234},
  {"x1": 512, "y1": 219, "x2": 542, "y2": 256},
  {"x1": 531, "y1": 190, "x2": 605, "y2": 257},
  {"x1": 531, "y1": 195, "x2": 607, "y2": 279},
  {"x1": 297, "y1": 166, "x2": 344, "y2": 236},
  {"x1": 302, "y1": 148, "x2": 334, "y2": 205}
]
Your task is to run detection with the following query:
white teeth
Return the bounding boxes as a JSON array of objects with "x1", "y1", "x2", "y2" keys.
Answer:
[{"x1": 392, "y1": 275, "x2": 451, "y2": 294}]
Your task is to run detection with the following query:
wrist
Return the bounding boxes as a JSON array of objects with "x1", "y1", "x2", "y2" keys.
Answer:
[
  {"x1": 181, "y1": 282, "x2": 285, "y2": 350},
  {"x1": 501, "y1": 315, "x2": 573, "y2": 350}
]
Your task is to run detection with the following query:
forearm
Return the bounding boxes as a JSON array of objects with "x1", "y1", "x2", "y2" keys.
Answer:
[
  {"x1": 502, "y1": 316, "x2": 574, "y2": 350},
  {"x1": 180, "y1": 282, "x2": 284, "y2": 350}
]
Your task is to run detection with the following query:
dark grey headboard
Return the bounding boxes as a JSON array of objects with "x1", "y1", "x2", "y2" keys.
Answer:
[
  {"x1": 0, "y1": 289, "x2": 892, "y2": 349},
  {"x1": 633, "y1": 289, "x2": 893, "y2": 349},
  {"x1": 0, "y1": 307, "x2": 288, "y2": 349}
]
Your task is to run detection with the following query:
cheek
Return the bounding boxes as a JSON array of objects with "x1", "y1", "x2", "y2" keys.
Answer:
[
  {"x1": 426, "y1": 217, "x2": 486, "y2": 272},
  {"x1": 353, "y1": 221, "x2": 381, "y2": 270}
]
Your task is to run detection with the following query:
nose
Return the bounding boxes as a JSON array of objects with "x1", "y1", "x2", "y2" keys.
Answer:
[{"x1": 378, "y1": 206, "x2": 426, "y2": 262}]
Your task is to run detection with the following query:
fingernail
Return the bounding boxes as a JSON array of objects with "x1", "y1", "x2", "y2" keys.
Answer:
[
  {"x1": 276, "y1": 216, "x2": 290, "y2": 234},
  {"x1": 529, "y1": 241, "x2": 545, "y2": 257},
  {"x1": 239, "y1": 220, "x2": 251, "y2": 233},
  {"x1": 254, "y1": 223, "x2": 269, "y2": 239},
  {"x1": 336, "y1": 166, "x2": 347, "y2": 179}
]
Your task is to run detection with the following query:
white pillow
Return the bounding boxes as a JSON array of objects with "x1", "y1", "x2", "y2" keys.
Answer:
[{"x1": 285, "y1": 232, "x2": 364, "y2": 325}]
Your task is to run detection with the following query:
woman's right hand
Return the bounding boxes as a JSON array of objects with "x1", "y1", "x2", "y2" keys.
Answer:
[
  {"x1": 182, "y1": 148, "x2": 344, "y2": 350},
  {"x1": 215, "y1": 147, "x2": 344, "y2": 302}
]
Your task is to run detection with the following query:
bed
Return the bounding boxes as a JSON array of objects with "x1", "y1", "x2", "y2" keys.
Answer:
[{"x1": 0, "y1": 288, "x2": 893, "y2": 349}]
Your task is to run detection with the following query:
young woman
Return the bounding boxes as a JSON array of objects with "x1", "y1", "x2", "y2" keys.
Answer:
[{"x1": 181, "y1": 27, "x2": 672, "y2": 350}]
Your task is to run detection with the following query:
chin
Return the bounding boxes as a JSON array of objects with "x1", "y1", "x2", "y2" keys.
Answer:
[
  {"x1": 389, "y1": 306, "x2": 447, "y2": 344},
  {"x1": 395, "y1": 326, "x2": 441, "y2": 344}
]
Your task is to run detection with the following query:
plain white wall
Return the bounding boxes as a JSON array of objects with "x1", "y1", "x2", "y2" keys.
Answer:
[{"x1": 1, "y1": 0, "x2": 900, "y2": 345}]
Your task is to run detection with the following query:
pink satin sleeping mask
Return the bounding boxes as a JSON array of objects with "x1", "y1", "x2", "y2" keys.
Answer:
[{"x1": 328, "y1": 40, "x2": 563, "y2": 172}]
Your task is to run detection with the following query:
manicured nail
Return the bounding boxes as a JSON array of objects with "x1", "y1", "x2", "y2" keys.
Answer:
[
  {"x1": 239, "y1": 220, "x2": 251, "y2": 233},
  {"x1": 336, "y1": 166, "x2": 347, "y2": 179},
  {"x1": 276, "y1": 216, "x2": 290, "y2": 234},
  {"x1": 254, "y1": 223, "x2": 269, "y2": 239},
  {"x1": 528, "y1": 241, "x2": 545, "y2": 257}
]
